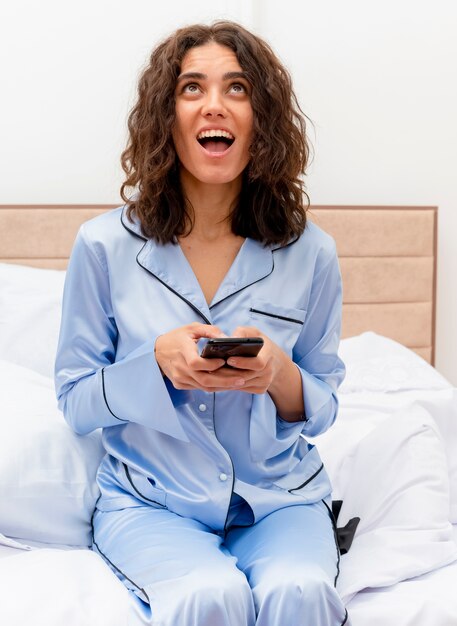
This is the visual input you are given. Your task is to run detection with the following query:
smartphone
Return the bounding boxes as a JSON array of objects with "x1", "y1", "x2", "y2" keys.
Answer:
[{"x1": 200, "y1": 337, "x2": 264, "y2": 360}]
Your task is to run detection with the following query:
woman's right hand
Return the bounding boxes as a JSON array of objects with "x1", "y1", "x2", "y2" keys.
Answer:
[{"x1": 154, "y1": 323, "x2": 247, "y2": 392}]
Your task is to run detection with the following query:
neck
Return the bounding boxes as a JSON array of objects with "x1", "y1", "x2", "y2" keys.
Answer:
[{"x1": 180, "y1": 171, "x2": 242, "y2": 240}]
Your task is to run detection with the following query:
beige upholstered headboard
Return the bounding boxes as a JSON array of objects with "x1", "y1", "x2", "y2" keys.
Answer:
[
  {"x1": 0, "y1": 204, "x2": 437, "y2": 364},
  {"x1": 310, "y1": 206, "x2": 437, "y2": 364}
]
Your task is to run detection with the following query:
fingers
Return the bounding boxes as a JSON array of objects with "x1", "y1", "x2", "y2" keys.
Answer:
[
  {"x1": 231, "y1": 325, "x2": 262, "y2": 339},
  {"x1": 156, "y1": 324, "x2": 277, "y2": 394},
  {"x1": 226, "y1": 356, "x2": 265, "y2": 371},
  {"x1": 188, "y1": 323, "x2": 227, "y2": 341},
  {"x1": 189, "y1": 353, "x2": 226, "y2": 372},
  {"x1": 223, "y1": 328, "x2": 276, "y2": 393},
  {"x1": 172, "y1": 368, "x2": 247, "y2": 392},
  {"x1": 172, "y1": 359, "x2": 271, "y2": 394},
  {"x1": 199, "y1": 371, "x2": 247, "y2": 392},
  {"x1": 155, "y1": 325, "x2": 225, "y2": 383}
]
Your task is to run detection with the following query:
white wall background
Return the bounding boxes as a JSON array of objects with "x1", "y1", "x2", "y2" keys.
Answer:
[{"x1": 1, "y1": 0, "x2": 456, "y2": 383}]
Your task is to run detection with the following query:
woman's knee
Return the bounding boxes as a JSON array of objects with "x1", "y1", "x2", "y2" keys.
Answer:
[
  {"x1": 161, "y1": 564, "x2": 255, "y2": 626},
  {"x1": 254, "y1": 566, "x2": 344, "y2": 624},
  {"x1": 258, "y1": 565, "x2": 327, "y2": 596},
  {"x1": 187, "y1": 562, "x2": 252, "y2": 605}
]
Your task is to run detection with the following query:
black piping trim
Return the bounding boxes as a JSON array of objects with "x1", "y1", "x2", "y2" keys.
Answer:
[
  {"x1": 210, "y1": 262, "x2": 274, "y2": 310},
  {"x1": 123, "y1": 206, "x2": 280, "y2": 318},
  {"x1": 322, "y1": 499, "x2": 342, "y2": 587},
  {"x1": 90, "y1": 505, "x2": 150, "y2": 603},
  {"x1": 120, "y1": 206, "x2": 147, "y2": 241},
  {"x1": 249, "y1": 308, "x2": 304, "y2": 325},
  {"x1": 136, "y1": 247, "x2": 212, "y2": 325},
  {"x1": 341, "y1": 609, "x2": 349, "y2": 625},
  {"x1": 210, "y1": 236, "x2": 300, "y2": 310},
  {"x1": 288, "y1": 463, "x2": 324, "y2": 492},
  {"x1": 123, "y1": 463, "x2": 167, "y2": 507},
  {"x1": 101, "y1": 368, "x2": 128, "y2": 422},
  {"x1": 271, "y1": 234, "x2": 300, "y2": 252}
]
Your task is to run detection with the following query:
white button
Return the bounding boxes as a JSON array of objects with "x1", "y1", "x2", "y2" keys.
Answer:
[
  {"x1": 219, "y1": 473, "x2": 228, "y2": 482},
  {"x1": 198, "y1": 404, "x2": 207, "y2": 412}
]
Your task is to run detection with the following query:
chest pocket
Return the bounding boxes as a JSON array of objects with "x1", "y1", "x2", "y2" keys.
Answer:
[{"x1": 249, "y1": 298, "x2": 306, "y2": 355}]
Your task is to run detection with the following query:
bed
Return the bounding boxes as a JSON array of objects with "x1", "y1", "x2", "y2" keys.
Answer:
[{"x1": 0, "y1": 204, "x2": 456, "y2": 626}]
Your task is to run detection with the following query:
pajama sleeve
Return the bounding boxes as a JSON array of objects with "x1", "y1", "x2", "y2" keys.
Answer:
[
  {"x1": 293, "y1": 242, "x2": 345, "y2": 437},
  {"x1": 54, "y1": 226, "x2": 189, "y2": 441}
]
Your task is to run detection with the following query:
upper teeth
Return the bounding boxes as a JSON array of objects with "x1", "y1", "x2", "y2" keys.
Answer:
[{"x1": 197, "y1": 130, "x2": 234, "y2": 140}]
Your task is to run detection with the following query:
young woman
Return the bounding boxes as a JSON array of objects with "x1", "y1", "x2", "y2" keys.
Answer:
[{"x1": 55, "y1": 21, "x2": 348, "y2": 626}]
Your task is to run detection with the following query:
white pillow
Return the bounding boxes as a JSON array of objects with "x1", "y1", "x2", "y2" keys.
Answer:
[
  {"x1": 326, "y1": 405, "x2": 457, "y2": 603},
  {"x1": 414, "y1": 388, "x2": 457, "y2": 523},
  {"x1": 336, "y1": 333, "x2": 457, "y2": 520},
  {"x1": 338, "y1": 332, "x2": 450, "y2": 393},
  {"x1": 0, "y1": 548, "x2": 130, "y2": 626},
  {"x1": 0, "y1": 263, "x2": 65, "y2": 378},
  {"x1": 332, "y1": 386, "x2": 457, "y2": 523},
  {"x1": 0, "y1": 360, "x2": 104, "y2": 546}
]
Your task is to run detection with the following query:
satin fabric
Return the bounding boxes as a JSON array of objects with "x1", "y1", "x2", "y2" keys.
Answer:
[
  {"x1": 92, "y1": 498, "x2": 349, "y2": 626},
  {"x1": 55, "y1": 205, "x2": 346, "y2": 622},
  {"x1": 55, "y1": 205, "x2": 344, "y2": 530}
]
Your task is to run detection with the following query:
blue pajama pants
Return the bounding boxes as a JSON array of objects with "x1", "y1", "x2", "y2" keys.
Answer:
[{"x1": 92, "y1": 499, "x2": 349, "y2": 626}]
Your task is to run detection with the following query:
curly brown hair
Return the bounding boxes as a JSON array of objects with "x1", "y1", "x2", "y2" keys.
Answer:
[{"x1": 120, "y1": 21, "x2": 310, "y2": 245}]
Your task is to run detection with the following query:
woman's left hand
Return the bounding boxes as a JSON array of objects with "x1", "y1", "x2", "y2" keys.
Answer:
[
  {"x1": 225, "y1": 326, "x2": 305, "y2": 422},
  {"x1": 224, "y1": 326, "x2": 281, "y2": 394}
]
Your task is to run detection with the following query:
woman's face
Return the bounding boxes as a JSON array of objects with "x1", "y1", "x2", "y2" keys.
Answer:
[{"x1": 172, "y1": 42, "x2": 254, "y2": 189}]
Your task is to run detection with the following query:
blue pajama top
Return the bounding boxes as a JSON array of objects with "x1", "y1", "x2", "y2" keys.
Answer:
[{"x1": 55, "y1": 205, "x2": 345, "y2": 531}]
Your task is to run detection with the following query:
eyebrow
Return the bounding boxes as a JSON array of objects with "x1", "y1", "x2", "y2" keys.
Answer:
[{"x1": 176, "y1": 71, "x2": 250, "y2": 83}]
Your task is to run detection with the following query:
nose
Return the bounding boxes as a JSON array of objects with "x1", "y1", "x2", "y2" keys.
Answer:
[{"x1": 201, "y1": 88, "x2": 227, "y2": 118}]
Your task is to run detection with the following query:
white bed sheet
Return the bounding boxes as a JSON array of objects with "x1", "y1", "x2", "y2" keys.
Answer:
[
  {"x1": 347, "y1": 525, "x2": 457, "y2": 626},
  {"x1": 320, "y1": 386, "x2": 457, "y2": 522}
]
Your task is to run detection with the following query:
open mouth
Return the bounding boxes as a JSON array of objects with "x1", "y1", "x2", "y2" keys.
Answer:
[{"x1": 197, "y1": 130, "x2": 235, "y2": 153}]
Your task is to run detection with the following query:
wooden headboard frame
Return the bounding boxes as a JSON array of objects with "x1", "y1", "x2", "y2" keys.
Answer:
[{"x1": 0, "y1": 204, "x2": 437, "y2": 364}]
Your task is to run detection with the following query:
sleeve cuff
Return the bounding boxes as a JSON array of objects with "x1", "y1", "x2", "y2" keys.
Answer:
[
  {"x1": 297, "y1": 366, "x2": 339, "y2": 437},
  {"x1": 102, "y1": 341, "x2": 190, "y2": 441}
]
